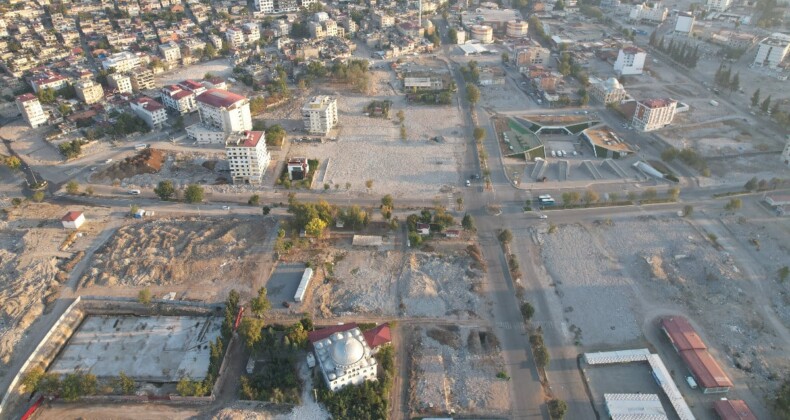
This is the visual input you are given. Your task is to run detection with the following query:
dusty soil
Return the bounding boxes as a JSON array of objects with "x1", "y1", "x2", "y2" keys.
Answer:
[
  {"x1": 79, "y1": 217, "x2": 268, "y2": 294},
  {"x1": 91, "y1": 149, "x2": 229, "y2": 188},
  {"x1": 409, "y1": 325, "x2": 510, "y2": 417}
]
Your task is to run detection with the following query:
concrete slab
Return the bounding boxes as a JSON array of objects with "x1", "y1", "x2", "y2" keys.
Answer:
[
  {"x1": 586, "y1": 363, "x2": 679, "y2": 420},
  {"x1": 49, "y1": 315, "x2": 222, "y2": 382},
  {"x1": 267, "y1": 263, "x2": 307, "y2": 304}
]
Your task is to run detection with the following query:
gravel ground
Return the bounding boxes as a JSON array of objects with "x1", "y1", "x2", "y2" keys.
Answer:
[
  {"x1": 155, "y1": 59, "x2": 233, "y2": 86},
  {"x1": 399, "y1": 253, "x2": 484, "y2": 318}
]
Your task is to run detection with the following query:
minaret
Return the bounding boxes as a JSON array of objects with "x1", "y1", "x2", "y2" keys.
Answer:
[{"x1": 418, "y1": 0, "x2": 422, "y2": 28}]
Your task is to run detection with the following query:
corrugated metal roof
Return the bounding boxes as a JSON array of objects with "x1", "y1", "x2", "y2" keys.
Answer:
[
  {"x1": 713, "y1": 400, "x2": 756, "y2": 420},
  {"x1": 679, "y1": 349, "x2": 733, "y2": 390},
  {"x1": 660, "y1": 317, "x2": 707, "y2": 351}
]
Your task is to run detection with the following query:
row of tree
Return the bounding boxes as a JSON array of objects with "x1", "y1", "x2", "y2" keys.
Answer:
[
  {"x1": 714, "y1": 64, "x2": 740, "y2": 92},
  {"x1": 649, "y1": 34, "x2": 700, "y2": 69},
  {"x1": 153, "y1": 181, "x2": 204, "y2": 203}
]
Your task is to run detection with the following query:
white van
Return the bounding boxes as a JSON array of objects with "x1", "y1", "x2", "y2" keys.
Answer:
[
  {"x1": 128, "y1": 189, "x2": 141, "y2": 195},
  {"x1": 686, "y1": 376, "x2": 698, "y2": 389}
]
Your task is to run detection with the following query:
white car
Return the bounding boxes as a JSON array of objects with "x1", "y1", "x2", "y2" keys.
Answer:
[
  {"x1": 551, "y1": 150, "x2": 557, "y2": 157},
  {"x1": 539, "y1": 214, "x2": 548, "y2": 219},
  {"x1": 222, "y1": 205, "x2": 230, "y2": 210}
]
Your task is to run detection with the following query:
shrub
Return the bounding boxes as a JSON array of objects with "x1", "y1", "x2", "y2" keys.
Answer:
[
  {"x1": 520, "y1": 302, "x2": 535, "y2": 320},
  {"x1": 31, "y1": 191, "x2": 45, "y2": 202},
  {"x1": 137, "y1": 288, "x2": 151, "y2": 305},
  {"x1": 184, "y1": 184, "x2": 204, "y2": 203},
  {"x1": 548, "y1": 398, "x2": 568, "y2": 419},
  {"x1": 498, "y1": 229, "x2": 513, "y2": 244},
  {"x1": 66, "y1": 180, "x2": 79, "y2": 194},
  {"x1": 248, "y1": 194, "x2": 260, "y2": 205},
  {"x1": 154, "y1": 180, "x2": 176, "y2": 200}
]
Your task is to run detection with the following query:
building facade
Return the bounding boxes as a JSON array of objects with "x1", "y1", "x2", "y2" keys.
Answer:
[
  {"x1": 514, "y1": 46, "x2": 550, "y2": 70},
  {"x1": 614, "y1": 47, "x2": 646, "y2": 75},
  {"x1": 589, "y1": 77, "x2": 627, "y2": 104},
  {"x1": 161, "y1": 85, "x2": 197, "y2": 114},
  {"x1": 302, "y1": 96, "x2": 338, "y2": 135},
  {"x1": 196, "y1": 89, "x2": 252, "y2": 133},
  {"x1": 754, "y1": 33, "x2": 790, "y2": 68},
  {"x1": 102, "y1": 51, "x2": 141, "y2": 73},
  {"x1": 159, "y1": 41, "x2": 182, "y2": 63},
  {"x1": 629, "y1": 3, "x2": 667, "y2": 22},
  {"x1": 75, "y1": 80, "x2": 104, "y2": 104},
  {"x1": 706, "y1": 0, "x2": 732, "y2": 12},
  {"x1": 16, "y1": 93, "x2": 47, "y2": 128},
  {"x1": 108, "y1": 73, "x2": 133, "y2": 94},
  {"x1": 130, "y1": 68, "x2": 156, "y2": 91},
  {"x1": 225, "y1": 131, "x2": 271, "y2": 184},
  {"x1": 130, "y1": 96, "x2": 167, "y2": 129},
  {"x1": 632, "y1": 98, "x2": 677, "y2": 132}
]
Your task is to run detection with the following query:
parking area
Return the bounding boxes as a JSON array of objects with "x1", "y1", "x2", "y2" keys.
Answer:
[
  {"x1": 266, "y1": 263, "x2": 307, "y2": 305},
  {"x1": 585, "y1": 363, "x2": 678, "y2": 420}
]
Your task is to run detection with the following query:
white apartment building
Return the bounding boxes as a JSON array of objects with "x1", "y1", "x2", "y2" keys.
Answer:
[
  {"x1": 255, "y1": 0, "x2": 275, "y2": 13},
  {"x1": 130, "y1": 96, "x2": 167, "y2": 129},
  {"x1": 75, "y1": 79, "x2": 104, "y2": 104},
  {"x1": 102, "y1": 51, "x2": 141, "y2": 73},
  {"x1": 302, "y1": 96, "x2": 338, "y2": 135},
  {"x1": 242, "y1": 22, "x2": 261, "y2": 43},
  {"x1": 197, "y1": 88, "x2": 252, "y2": 133},
  {"x1": 16, "y1": 93, "x2": 48, "y2": 128},
  {"x1": 161, "y1": 85, "x2": 197, "y2": 114},
  {"x1": 159, "y1": 41, "x2": 181, "y2": 63},
  {"x1": 30, "y1": 72, "x2": 68, "y2": 93},
  {"x1": 374, "y1": 12, "x2": 395, "y2": 28},
  {"x1": 226, "y1": 131, "x2": 271, "y2": 184},
  {"x1": 754, "y1": 33, "x2": 790, "y2": 68},
  {"x1": 632, "y1": 98, "x2": 677, "y2": 132},
  {"x1": 108, "y1": 73, "x2": 133, "y2": 94},
  {"x1": 589, "y1": 77, "x2": 627, "y2": 104},
  {"x1": 614, "y1": 46, "x2": 647, "y2": 75},
  {"x1": 706, "y1": 0, "x2": 732, "y2": 12},
  {"x1": 629, "y1": 3, "x2": 667, "y2": 23},
  {"x1": 130, "y1": 68, "x2": 155, "y2": 91},
  {"x1": 225, "y1": 27, "x2": 245, "y2": 48}
]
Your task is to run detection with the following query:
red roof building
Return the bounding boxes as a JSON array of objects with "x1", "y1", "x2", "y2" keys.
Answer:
[
  {"x1": 713, "y1": 400, "x2": 756, "y2": 420},
  {"x1": 196, "y1": 88, "x2": 247, "y2": 109},
  {"x1": 307, "y1": 323, "x2": 358, "y2": 344},
  {"x1": 363, "y1": 324, "x2": 392, "y2": 348},
  {"x1": 16, "y1": 93, "x2": 38, "y2": 103},
  {"x1": 679, "y1": 349, "x2": 733, "y2": 393},
  {"x1": 660, "y1": 316, "x2": 707, "y2": 352}
]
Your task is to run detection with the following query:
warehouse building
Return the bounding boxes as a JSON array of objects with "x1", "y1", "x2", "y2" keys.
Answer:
[{"x1": 660, "y1": 317, "x2": 733, "y2": 394}]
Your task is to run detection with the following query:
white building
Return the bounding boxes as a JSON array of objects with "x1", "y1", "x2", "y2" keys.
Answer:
[
  {"x1": 161, "y1": 85, "x2": 197, "y2": 114},
  {"x1": 30, "y1": 72, "x2": 68, "y2": 93},
  {"x1": 16, "y1": 93, "x2": 47, "y2": 128},
  {"x1": 226, "y1": 131, "x2": 270, "y2": 184},
  {"x1": 196, "y1": 89, "x2": 252, "y2": 133},
  {"x1": 470, "y1": 25, "x2": 494, "y2": 44},
  {"x1": 61, "y1": 211, "x2": 85, "y2": 229},
  {"x1": 159, "y1": 41, "x2": 181, "y2": 63},
  {"x1": 242, "y1": 22, "x2": 261, "y2": 43},
  {"x1": 589, "y1": 77, "x2": 627, "y2": 104},
  {"x1": 614, "y1": 46, "x2": 647, "y2": 75},
  {"x1": 130, "y1": 68, "x2": 155, "y2": 91},
  {"x1": 108, "y1": 73, "x2": 133, "y2": 94},
  {"x1": 706, "y1": 0, "x2": 732, "y2": 12},
  {"x1": 102, "y1": 51, "x2": 141, "y2": 73},
  {"x1": 506, "y1": 20, "x2": 529, "y2": 38},
  {"x1": 783, "y1": 139, "x2": 790, "y2": 167},
  {"x1": 225, "y1": 27, "x2": 245, "y2": 48},
  {"x1": 311, "y1": 327, "x2": 378, "y2": 392},
  {"x1": 675, "y1": 12, "x2": 695, "y2": 34},
  {"x1": 754, "y1": 33, "x2": 790, "y2": 68},
  {"x1": 302, "y1": 96, "x2": 338, "y2": 135},
  {"x1": 130, "y1": 96, "x2": 167, "y2": 129},
  {"x1": 256, "y1": 0, "x2": 274, "y2": 13},
  {"x1": 629, "y1": 3, "x2": 667, "y2": 23},
  {"x1": 75, "y1": 79, "x2": 104, "y2": 104},
  {"x1": 632, "y1": 98, "x2": 677, "y2": 132}
]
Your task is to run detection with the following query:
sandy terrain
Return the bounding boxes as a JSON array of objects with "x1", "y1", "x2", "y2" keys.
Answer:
[
  {"x1": 90, "y1": 149, "x2": 229, "y2": 188},
  {"x1": 155, "y1": 58, "x2": 234, "y2": 86},
  {"x1": 409, "y1": 325, "x2": 510, "y2": 417}
]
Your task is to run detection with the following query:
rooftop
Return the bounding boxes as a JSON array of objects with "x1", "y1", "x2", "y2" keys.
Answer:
[
  {"x1": 308, "y1": 323, "x2": 358, "y2": 343},
  {"x1": 132, "y1": 96, "x2": 164, "y2": 112},
  {"x1": 303, "y1": 95, "x2": 336, "y2": 111},
  {"x1": 362, "y1": 324, "x2": 392, "y2": 348},
  {"x1": 713, "y1": 400, "x2": 757, "y2": 420},
  {"x1": 582, "y1": 127, "x2": 635, "y2": 153},
  {"x1": 603, "y1": 393, "x2": 668, "y2": 420},
  {"x1": 226, "y1": 130, "x2": 264, "y2": 148},
  {"x1": 660, "y1": 316, "x2": 707, "y2": 352},
  {"x1": 622, "y1": 46, "x2": 645, "y2": 54},
  {"x1": 16, "y1": 93, "x2": 38, "y2": 102},
  {"x1": 678, "y1": 349, "x2": 733, "y2": 390},
  {"x1": 639, "y1": 98, "x2": 676, "y2": 109},
  {"x1": 197, "y1": 89, "x2": 247, "y2": 108},
  {"x1": 61, "y1": 211, "x2": 83, "y2": 222}
]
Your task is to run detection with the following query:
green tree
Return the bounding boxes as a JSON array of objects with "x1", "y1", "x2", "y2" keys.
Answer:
[
  {"x1": 250, "y1": 96, "x2": 266, "y2": 114},
  {"x1": 667, "y1": 187, "x2": 680, "y2": 200},
  {"x1": 761, "y1": 95, "x2": 772, "y2": 113},
  {"x1": 473, "y1": 126, "x2": 486, "y2": 142},
  {"x1": 176, "y1": 377, "x2": 194, "y2": 396},
  {"x1": 32, "y1": 191, "x2": 45, "y2": 202},
  {"x1": 502, "y1": 52, "x2": 509, "y2": 63},
  {"x1": 751, "y1": 89, "x2": 761, "y2": 107},
  {"x1": 520, "y1": 302, "x2": 535, "y2": 320},
  {"x1": 466, "y1": 83, "x2": 480, "y2": 104},
  {"x1": 138, "y1": 287, "x2": 152, "y2": 305},
  {"x1": 184, "y1": 185, "x2": 204, "y2": 203},
  {"x1": 462, "y1": 213, "x2": 476, "y2": 232},
  {"x1": 744, "y1": 176, "x2": 758, "y2": 191},
  {"x1": 117, "y1": 372, "x2": 135, "y2": 394},
  {"x1": 725, "y1": 198, "x2": 742, "y2": 211},
  {"x1": 248, "y1": 194, "x2": 260, "y2": 205},
  {"x1": 38, "y1": 373, "x2": 61, "y2": 396},
  {"x1": 448, "y1": 28, "x2": 458, "y2": 43},
  {"x1": 583, "y1": 189, "x2": 599, "y2": 204},
  {"x1": 381, "y1": 194, "x2": 394, "y2": 208},
  {"x1": 4, "y1": 156, "x2": 21, "y2": 170},
  {"x1": 396, "y1": 109, "x2": 405, "y2": 123},
  {"x1": 239, "y1": 317, "x2": 264, "y2": 349},
  {"x1": 265, "y1": 124, "x2": 286, "y2": 147},
  {"x1": 533, "y1": 344, "x2": 550, "y2": 367},
  {"x1": 305, "y1": 217, "x2": 327, "y2": 237},
  {"x1": 251, "y1": 287, "x2": 271, "y2": 316},
  {"x1": 779, "y1": 266, "x2": 790, "y2": 283},
  {"x1": 498, "y1": 229, "x2": 513, "y2": 244},
  {"x1": 154, "y1": 180, "x2": 176, "y2": 200},
  {"x1": 21, "y1": 366, "x2": 45, "y2": 392},
  {"x1": 683, "y1": 205, "x2": 694, "y2": 217},
  {"x1": 729, "y1": 72, "x2": 740, "y2": 92},
  {"x1": 548, "y1": 398, "x2": 568, "y2": 419},
  {"x1": 66, "y1": 180, "x2": 79, "y2": 194}
]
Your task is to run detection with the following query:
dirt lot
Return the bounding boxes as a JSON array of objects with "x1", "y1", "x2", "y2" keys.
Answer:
[
  {"x1": 0, "y1": 203, "x2": 111, "y2": 371},
  {"x1": 409, "y1": 325, "x2": 510, "y2": 417},
  {"x1": 535, "y1": 215, "x2": 790, "y2": 407},
  {"x1": 79, "y1": 217, "x2": 269, "y2": 300},
  {"x1": 90, "y1": 148, "x2": 229, "y2": 188}
]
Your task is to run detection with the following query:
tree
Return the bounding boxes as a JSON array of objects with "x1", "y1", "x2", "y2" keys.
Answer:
[
  {"x1": 520, "y1": 302, "x2": 535, "y2": 320},
  {"x1": 642, "y1": 188, "x2": 658, "y2": 200},
  {"x1": 583, "y1": 189, "x2": 599, "y2": 205},
  {"x1": 725, "y1": 198, "x2": 742, "y2": 211},
  {"x1": 533, "y1": 344, "x2": 550, "y2": 367},
  {"x1": 729, "y1": 73, "x2": 740, "y2": 92},
  {"x1": 775, "y1": 378, "x2": 790, "y2": 418},
  {"x1": 117, "y1": 372, "x2": 135, "y2": 394},
  {"x1": 38, "y1": 373, "x2": 61, "y2": 396},
  {"x1": 4, "y1": 156, "x2": 21, "y2": 170},
  {"x1": 466, "y1": 83, "x2": 480, "y2": 104},
  {"x1": 138, "y1": 287, "x2": 152, "y2": 305},
  {"x1": 248, "y1": 194, "x2": 261, "y2": 206},
  {"x1": 154, "y1": 180, "x2": 176, "y2": 200},
  {"x1": 177, "y1": 377, "x2": 194, "y2": 396},
  {"x1": 265, "y1": 124, "x2": 286, "y2": 147},
  {"x1": 667, "y1": 187, "x2": 680, "y2": 200},
  {"x1": 473, "y1": 127, "x2": 486, "y2": 142},
  {"x1": 462, "y1": 213, "x2": 476, "y2": 232},
  {"x1": 396, "y1": 109, "x2": 405, "y2": 123},
  {"x1": 448, "y1": 28, "x2": 458, "y2": 44},
  {"x1": 32, "y1": 191, "x2": 45, "y2": 202},
  {"x1": 778, "y1": 266, "x2": 789, "y2": 283},
  {"x1": 184, "y1": 185, "x2": 204, "y2": 203},
  {"x1": 751, "y1": 89, "x2": 761, "y2": 107},
  {"x1": 250, "y1": 96, "x2": 266, "y2": 114},
  {"x1": 498, "y1": 229, "x2": 513, "y2": 244},
  {"x1": 548, "y1": 399, "x2": 568, "y2": 419},
  {"x1": 251, "y1": 287, "x2": 271, "y2": 316},
  {"x1": 21, "y1": 366, "x2": 45, "y2": 392},
  {"x1": 239, "y1": 317, "x2": 264, "y2": 349},
  {"x1": 262, "y1": 206, "x2": 271, "y2": 215},
  {"x1": 365, "y1": 179, "x2": 374, "y2": 190},
  {"x1": 761, "y1": 96, "x2": 772, "y2": 113},
  {"x1": 381, "y1": 194, "x2": 394, "y2": 208},
  {"x1": 744, "y1": 176, "x2": 758, "y2": 191},
  {"x1": 66, "y1": 180, "x2": 80, "y2": 194},
  {"x1": 305, "y1": 217, "x2": 327, "y2": 237},
  {"x1": 501, "y1": 52, "x2": 509, "y2": 63}
]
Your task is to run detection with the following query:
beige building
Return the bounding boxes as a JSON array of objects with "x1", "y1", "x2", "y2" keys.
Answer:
[
  {"x1": 75, "y1": 79, "x2": 104, "y2": 104},
  {"x1": 108, "y1": 73, "x2": 133, "y2": 94},
  {"x1": 130, "y1": 68, "x2": 155, "y2": 91},
  {"x1": 302, "y1": 95, "x2": 338, "y2": 135},
  {"x1": 514, "y1": 46, "x2": 550, "y2": 70},
  {"x1": 632, "y1": 98, "x2": 677, "y2": 132},
  {"x1": 159, "y1": 41, "x2": 181, "y2": 63},
  {"x1": 226, "y1": 131, "x2": 271, "y2": 184},
  {"x1": 589, "y1": 77, "x2": 627, "y2": 104},
  {"x1": 16, "y1": 93, "x2": 48, "y2": 128}
]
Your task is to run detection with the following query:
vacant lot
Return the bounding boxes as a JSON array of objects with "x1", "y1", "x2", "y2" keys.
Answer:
[
  {"x1": 91, "y1": 149, "x2": 229, "y2": 188},
  {"x1": 409, "y1": 325, "x2": 510, "y2": 417}
]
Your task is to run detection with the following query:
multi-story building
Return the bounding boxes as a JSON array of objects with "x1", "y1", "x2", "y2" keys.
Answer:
[
  {"x1": 225, "y1": 27, "x2": 245, "y2": 48},
  {"x1": 102, "y1": 51, "x2": 141, "y2": 73},
  {"x1": 706, "y1": 0, "x2": 731, "y2": 12},
  {"x1": 589, "y1": 77, "x2": 627, "y2": 104},
  {"x1": 309, "y1": 325, "x2": 384, "y2": 392},
  {"x1": 374, "y1": 12, "x2": 395, "y2": 28},
  {"x1": 108, "y1": 73, "x2": 133, "y2": 94},
  {"x1": 404, "y1": 72, "x2": 446, "y2": 90},
  {"x1": 675, "y1": 12, "x2": 695, "y2": 34},
  {"x1": 29, "y1": 72, "x2": 68, "y2": 93},
  {"x1": 242, "y1": 22, "x2": 261, "y2": 43},
  {"x1": 159, "y1": 41, "x2": 181, "y2": 63},
  {"x1": 225, "y1": 131, "x2": 271, "y2": 184},
  {"x1": 614, "y1": 46, "x2": 647, "y2": 75},
  {"x1": 514, "y1": 46, "x2": 550, "y2": 71},
  {"x1": 255, "y1": 0, "x2": 274, "y2": 13},
  {"x1": 161, "y1": 85, "x2": 197, "y2": 114},
  {"x1": 75, "y1": 80, "x2": 104, "y2": 104},
  {"x1": 632, "y1": 98, "x2": 677, "y2": 132},
  {"x1": 754, "y1": 33, "x2": 790, "y2": 68},
  {"x1": 16, "y1": 93, "x2": 47, "y2": 128},
  {"x1": 506, "y1": 19, "x2": 529, "y2": 38},
  {"x1": 302, "y1": 95, "x2": 338, "y2": 135},
  {"x1": 130, "y1": 96, "x2": 167, "y2": 129},
  {"x1": 629, "y1": 3, "x2": 667, "y2": 23},
  {"x1": 196, "y1": 89, "x2": 252, "y2": 133},
  {"x1": 130, "y1": 68, "x2": 156, "y2": 91}
]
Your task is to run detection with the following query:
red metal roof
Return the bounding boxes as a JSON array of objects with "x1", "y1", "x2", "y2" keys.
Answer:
[
  {"x1": 307, "y1": 323, "x2": 358, "y2": 344},
  {"x1": 61, "y1": 211, "x2": 83, "y2": 222},
  {"x1": 679, "y1": 349, "x2": 733, "y2": 390},
  {"x1": 713, "y1": 400, "x2": 756, "y2": 420},
  {"x1": 16, "y1": 93, "x2": 37, "y2": 102},
  {"x1": 196, "y1": 88, "x2": 246, "y2": 108},
  {"x1": 133, "y1": 96, "x2": 164, "y2": 112},
  {"x1": 180, "y1": 79, "x2": 204, "y2": 90},
  {"x1": 171, "y1": 90, "x2": 193, "y2": 100},
  {"x1": 660, "y1": 316, "x2": 707, "y2": 351},
  {"x1": 363, "y1": 324, "x2": 392, "y2": 348},
  {"x1": 640, "y1": 98, "x2": 676, "y2": 108}
]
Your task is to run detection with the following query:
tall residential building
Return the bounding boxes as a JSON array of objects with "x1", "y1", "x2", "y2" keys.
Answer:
[
  {"x1": 754, "y1": 33, "x2": 790, "y2": 68},
  {"x1": 102, "y1": 51, "x2": 141, "y2": 73},
  {"x1": 75, "y1": 80, "x2": 104, "y2": 104},
  {"x1": 514, "y1": 46, "x2": 550, "y2": 71},
  {"x1": 706, "y1": 0, "x2": 732, "y2": 12},
  {"x1": 161, "y1": 85, "x2": 197, "y2": 114},
  {"x1": 196, "y1": 89, "x2": 252, "y2": 133},
  {"x1": 159, "y1": 41, "x2": 182, "y2": 63},
  {"x1": 614, "y1": 46, "x2": 647, "y2": 75},
  {"x1": 130, "y1": 96, "x2": 167, "y2": 129},
  {"x1": 226, "y1": 131, "x2": 271, "y2": 184},
  {"x1": 589, "y1": 77, "x2": 627, "y2": 104},
  {"x1": 130, "y1": 68, "x2": 156, "y2": 91},
  {"x1": 256, "y1": 0, "x2": 275, "y2": 13},
  {"x1": 302, "y1": 95, "x2": 338, "y2": 135},
  {"x1": 16, "y1": 93, "x2": 48, "y2": 128},
  {"x1": 632, "y1": 98, "x2": 677, "y2": 132},
  {"x1": 629, "y1": 3, "x2": 667, "y2": 23},
  {"x1": 108, "y1": 73, "x2": 133, "y2": 94}
]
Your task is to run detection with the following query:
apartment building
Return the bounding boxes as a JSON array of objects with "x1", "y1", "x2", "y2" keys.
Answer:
[
  {"x1": 196, "y1": 89, "x2": 252, "y2": 133},
  {"x1": 754, "y1": 33, "x2": 790, "y2": 68},
  {"x1": 629, "y1": 3, "x2": 667, "y2": 23},
  {"x1": 589, "y1": 77, "x2": 627, "y2": 104},
  {"x1": 130, "y1": 68, "x2": 156, "y2": 91},
  {"x1": 108, "y1": 73, "x2": 133, "y2": 94},
  {"x1": 226, "y1": 130, "x2": 271, "y2": 184},
  {"x1": 302, "y1": 95, "x2": 338, "y2": 135},
  {"x1": 16, "y1": 93, "x2": 48, "y2": 128},
  {"x1": 29, "y1": 72, "x2": 68, "y2": 93},
  {"x1": 614, "y1": 46, "x2": 647, "y2": 75},
  {"x1": 632, "y1": 98, "x2": 677, "y2": 132},
  {"x1": 102, "y1": 51, "x2": 141, "y2": 72},
  {"x1": 130, "y1": 96, "x2": 167, "y2": 129},
  {"x1": 161, "y1": 85, "x2": 197, "y2": 114},
  {"x1": 75, "y1": 79, "x2": 104, "y2": 104},
  {"x1": 706, "y1": 0, "x2": 732, "y2": 12},
  {"x1": 159, "y1": 41, "x2": 181, "y2": 63},
  {"x1": 514, "y1": 46, "x2": 550, "y2": 71},
  {"x1": 255, "y1": 0, "x2": 274, "y2": 13}
]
